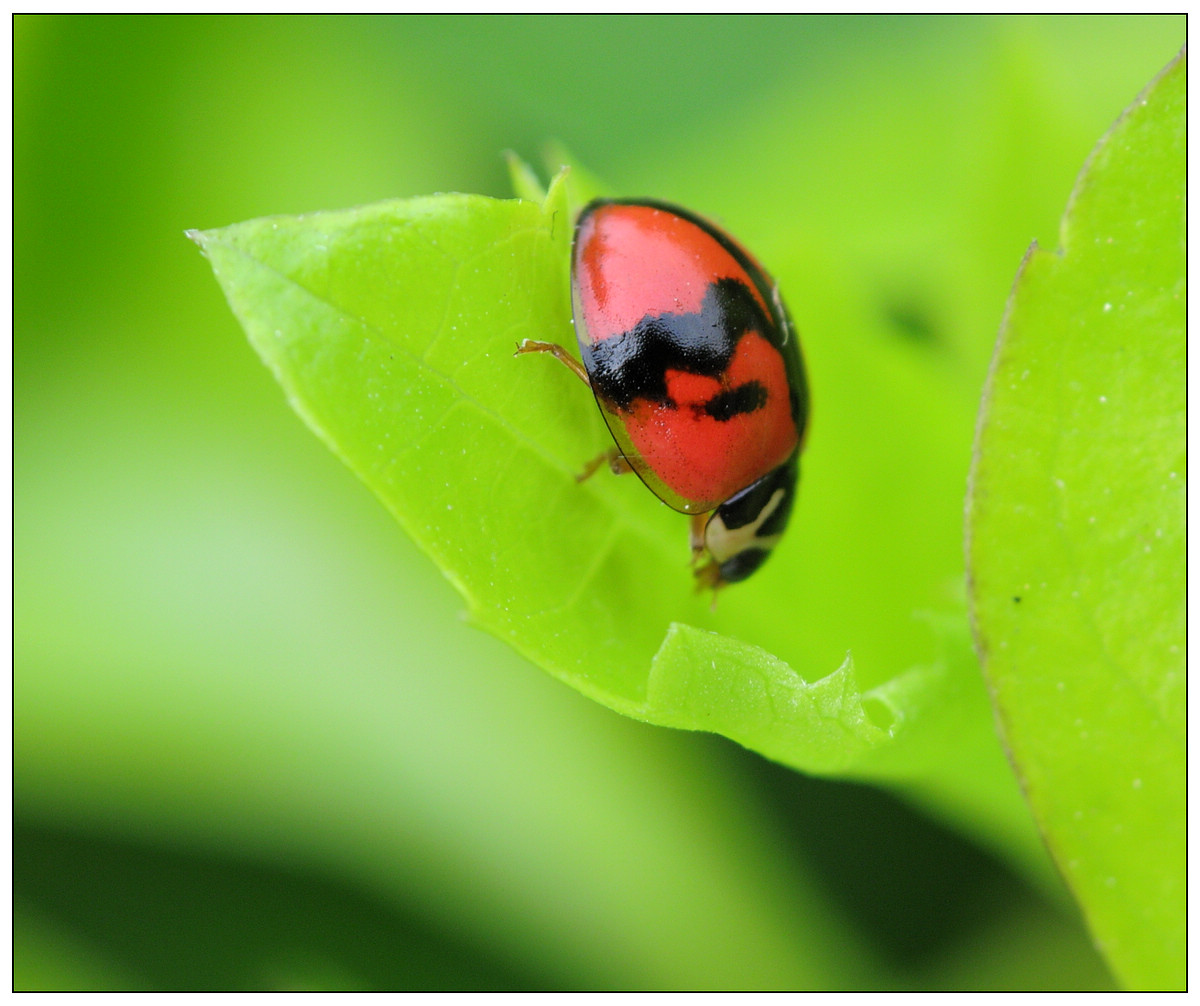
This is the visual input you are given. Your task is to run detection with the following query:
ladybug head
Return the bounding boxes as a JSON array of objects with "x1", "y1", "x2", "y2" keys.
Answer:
[{"x1": 697, "y1": 454, "x2": 799, "y2": 587}]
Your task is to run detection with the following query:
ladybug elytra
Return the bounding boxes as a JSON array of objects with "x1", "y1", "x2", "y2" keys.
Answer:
[{"x1": 518, "y1": 198, "x2": 809, "y2": 590}]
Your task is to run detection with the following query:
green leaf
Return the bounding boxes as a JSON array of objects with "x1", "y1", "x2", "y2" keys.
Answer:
[
  {"x1": 966, "y1": 51, "x2": 1184, "y2": 989},
  {"x1": 191, "y1": 159, "x2": 1042, "y2": 885}
]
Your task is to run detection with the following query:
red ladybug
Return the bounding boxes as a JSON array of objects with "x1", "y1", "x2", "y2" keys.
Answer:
[{"x1": 519, "y1": 199, "x2": 809, "y2": 589}]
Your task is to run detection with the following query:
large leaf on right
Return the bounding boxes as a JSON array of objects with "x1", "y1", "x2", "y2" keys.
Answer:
[{"x1": 967, "y1": 52, "x2": 1184, "y2": 989}]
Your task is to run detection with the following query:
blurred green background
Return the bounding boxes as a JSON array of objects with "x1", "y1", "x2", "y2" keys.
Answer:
[{"x1": 15, "y1": 15, "x2": 1183, "y2": 990}]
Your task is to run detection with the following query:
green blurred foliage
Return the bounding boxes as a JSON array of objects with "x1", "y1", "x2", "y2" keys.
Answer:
[
  {"x1": 15, "y1": 15, "x2": 1182, "y2": 990},
  {"x1": 968, "y1": 53, "x2": 1184, "y2": 988}
]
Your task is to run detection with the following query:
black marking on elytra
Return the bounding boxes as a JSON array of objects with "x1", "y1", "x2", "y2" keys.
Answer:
[
  {"x1": 577, "y1": 197, "x2": 810, "y2": 440},
  {"x1": 714, "y1": 453, "x2": 798, "y2": 535},
  {"x1": 703, "y1": 380, "x2": 768, "y2": 421},
  {"x1": 582, "y1": 277, "x2": 766, "y2": 410}
]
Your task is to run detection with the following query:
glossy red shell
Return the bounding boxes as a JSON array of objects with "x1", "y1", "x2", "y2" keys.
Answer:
[{"x1": 571, "y1": 201, "x2": 805, "y2": 514}]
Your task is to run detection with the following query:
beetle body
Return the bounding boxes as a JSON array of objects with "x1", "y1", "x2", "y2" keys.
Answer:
[{"x1": 522, "y1": 198, "x2": 809, "y2": 588}]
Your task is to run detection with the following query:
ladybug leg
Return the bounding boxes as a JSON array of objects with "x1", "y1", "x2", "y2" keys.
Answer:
[
  {"x1": 514, "y1": 339, "x2": 591, "y2": 387},
  {"x1": 690, "y1": 512, "x2": 724, "y2": 599},
  {"x1": 516, "y1": 342, "x2": 636, "y2": 483},
  {"x1": 692, "y1": 558, "x2": 724, "y2": 601},
  {"x1": 688, "y1": 513, "x2": 709, "y2": 564},
  {"x1": 576, "y1": 447, "x2": 632, "y2": 483}
]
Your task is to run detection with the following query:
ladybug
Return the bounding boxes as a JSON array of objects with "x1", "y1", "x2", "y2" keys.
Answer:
[{"x1": 518, "y1": 198, "x2": 809, "y2": 589}]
